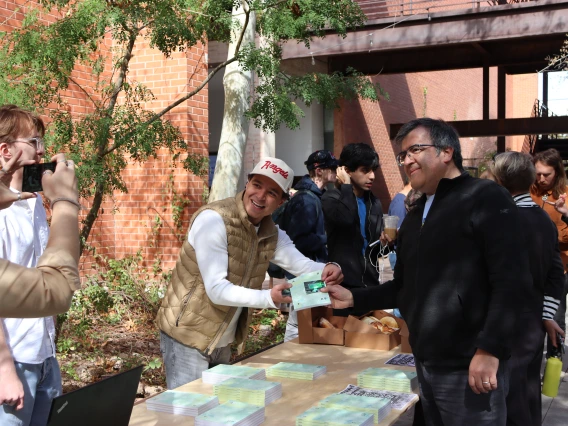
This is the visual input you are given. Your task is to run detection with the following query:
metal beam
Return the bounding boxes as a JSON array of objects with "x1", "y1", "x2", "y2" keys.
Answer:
[
  {"x1": 497, "y1": 67, "x2": 506, "y2": 152},
  {"x1": 389, "y1": 117, "x2": 568, "y2": 140},
  {"x1": 326, "y1": 34, "x2": 566, "y2": 76},
  {"x1": 283, "y1": 1, "x2": 568, "y2": 60}
]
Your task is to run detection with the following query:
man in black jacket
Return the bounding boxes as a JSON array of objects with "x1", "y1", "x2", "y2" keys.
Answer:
[
  {"x1": 280, "y1": 149, "x2": 338, "y2": 341},
  {"x1": 323, "y1": 119, "x2": 531, "y2": 426},
  {"x1": 492, "y1": 152, "x2": 565, "y2": 426},
  {"x1": 321, "y1": 143, "x2": 383, "y2": 316}
]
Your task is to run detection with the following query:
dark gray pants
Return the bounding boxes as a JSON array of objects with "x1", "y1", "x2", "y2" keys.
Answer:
[
  {"x1": 415, "y1": 359, "x2": 509, "y2": 426},
  {"x1": 506, "y1": 311, "x2": 545, "y2": 426},
  {"x1": 159, "y1": 331, "x2": 232, "y2": 389}
]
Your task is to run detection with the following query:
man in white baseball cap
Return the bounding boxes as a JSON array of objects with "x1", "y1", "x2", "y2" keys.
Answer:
[{"x1": 156, "y1": 157, "x2": 343, "y2": 389}]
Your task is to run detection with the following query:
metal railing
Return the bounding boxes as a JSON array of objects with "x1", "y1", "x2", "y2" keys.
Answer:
[{"x1": 356, "y1": 0, "x2": 536, "y2": 20}]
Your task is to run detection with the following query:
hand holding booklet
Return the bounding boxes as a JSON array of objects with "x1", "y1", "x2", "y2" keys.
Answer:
[{"x1": 288, "y1": 270, "x2": 331, "y2": 311}]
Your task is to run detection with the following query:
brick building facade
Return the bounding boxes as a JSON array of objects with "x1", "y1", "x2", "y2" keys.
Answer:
[{"x1": 1, "y1": 0, "x2": 539, "y2": 276}]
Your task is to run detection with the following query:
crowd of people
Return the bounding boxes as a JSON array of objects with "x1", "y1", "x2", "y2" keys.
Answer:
[{"x1": 0, "y1": 105, "x2": 566, "y2": 426}]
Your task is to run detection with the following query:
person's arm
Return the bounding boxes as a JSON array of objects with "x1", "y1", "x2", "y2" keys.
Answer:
[
  {"x1": 42, "y1": 157, "x2": 80, "y2": 264},
  {"x1": 555, "y1": 193, "x2": 568, "y2": 226},
  {"x1": 0, "y1": 154, "x2": 80, "y2": 318},
  {"x1": 471, "y1": 185, "x2": 526, "y2": 359},
  {"x1": 468, "y1": 185, "x2": 529, "y2": 394},
  {"x1": 543, "y1": 232, "x2": 565, "y2": 319},
  {"x1": 543, "y1": 227, "x2": 565, "y2": 347},
  {"x1": 191, "y1": 210, "x2": 291, "y2": 309},
  {"x1": 0, "y1": 323, "x2": 24, "y2": 410},
  {"x1": 270, "y1": 228, "x2": 325, "y2": 276},
  {"x1": 321, "y1": 185, "x2": 358, "y2": 226},
  {"x1": 283, "y1": 194, "x2": 325, "y2": 255}
]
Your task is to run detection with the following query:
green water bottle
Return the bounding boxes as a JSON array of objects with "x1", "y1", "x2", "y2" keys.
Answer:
[
  {"x1": 542, "y1": 356, "x2": 563, "y2": 397},
  {"x1": 542, "y1": 333, "x2": 564, "y2": 398}
]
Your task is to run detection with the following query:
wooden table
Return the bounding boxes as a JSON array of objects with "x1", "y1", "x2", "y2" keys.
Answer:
[{"x1": 129, "y1": 340, "x2": 418, "y2": 425}]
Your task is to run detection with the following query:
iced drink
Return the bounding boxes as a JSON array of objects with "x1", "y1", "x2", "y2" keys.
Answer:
[{"x1": 384, "y1": 215, "x2": 399, "y2": 240}]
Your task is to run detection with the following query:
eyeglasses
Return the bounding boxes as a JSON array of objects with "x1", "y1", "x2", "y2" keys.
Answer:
[
  {"x1": 10, "y1": 137, "x2": 45, "y2": 153},
  {"x1": 396, "y1": 144, "x2": 436, "y2": 166}
]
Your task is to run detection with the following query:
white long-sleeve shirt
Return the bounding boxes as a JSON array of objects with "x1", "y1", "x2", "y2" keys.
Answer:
[
  {"x1": 188, "y1": 210, "x2": 325, "y2": 347},
  {"x1": 0, "y1": 194, "x2": 55, "y2": 364}
]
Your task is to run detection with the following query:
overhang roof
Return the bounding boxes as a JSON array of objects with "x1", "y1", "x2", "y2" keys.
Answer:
[{"x1": 282, "y1": 0, "x2": 568, "y2": 75}]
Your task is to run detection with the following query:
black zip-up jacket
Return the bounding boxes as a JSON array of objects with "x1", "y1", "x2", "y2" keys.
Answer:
[
  {"x1": 322, "y1": 184, "x2": 383, "y2": 290},
  {"x1": 352, "y1": 173, "x2": 531, "y2": 365}
]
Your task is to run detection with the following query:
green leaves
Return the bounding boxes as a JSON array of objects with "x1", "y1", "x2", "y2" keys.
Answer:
[
  {"x1": 0, "y1": 0, "x2": 387, "y2": 248},
  {"x1": 256, "y1": 0, "x2": 366, "y2": 46},
  {"x1": 247, "y1": 67, "x2": 387, "y2": 132}
]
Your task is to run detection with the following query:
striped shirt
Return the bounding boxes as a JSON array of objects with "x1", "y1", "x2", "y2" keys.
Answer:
[{"x1": 513, "y1": 193, "x2": 561, "y2": 320}]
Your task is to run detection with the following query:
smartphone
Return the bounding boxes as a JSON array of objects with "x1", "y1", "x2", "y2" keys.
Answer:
[
  {"x1": 22, "y1": 162, "x2": 57, "y2": 192},
  {"x1": 282, "y1": 288, "x2": 291, "y2": 297}
]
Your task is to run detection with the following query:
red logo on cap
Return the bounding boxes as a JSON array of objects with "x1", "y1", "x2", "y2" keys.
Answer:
[{"x1": 261, "y1": 160, "x2": 289, "y2": 179}]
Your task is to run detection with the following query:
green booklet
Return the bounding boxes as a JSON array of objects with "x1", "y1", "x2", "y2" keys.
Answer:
[
  {"x1": 289, "y1": 271, "x2": 331, "y2": 311},
  {"x1": 357, "y1": 368, "x2": 418, "y2": 392},
  {"x1": 318, "y1": 393, "x2": 391, "y2": 424},
  {"x1": 214, "y1": 378, "x2": 282, "y2": 406},
  {"x1": 202, "y1": 364, "x2": 266, "y2": 384},
  {"x1": 146, "y1": 391, "x2": 219, "y2": 416},
  {"x1": 296, "y1": 406, "x2": 374, "y2": 426},
  {"x1": 195, "y1": 400, "x2": 265, "y2": 426},
  {"x1": 266, "y1": 362, "x2": 327, "y2": 380}
]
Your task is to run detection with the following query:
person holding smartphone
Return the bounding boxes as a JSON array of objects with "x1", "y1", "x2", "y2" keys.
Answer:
[
  {"x1": 0, "y1": 151, "x2": 80, "y2": 318},
  {"x1": 0, "y1": 105, "x2": 80, "y2": 424}
]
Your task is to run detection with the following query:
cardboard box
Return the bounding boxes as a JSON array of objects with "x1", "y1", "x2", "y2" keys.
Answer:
[
  {"x1": 399, "y1": 321, "x2": 412, "y2": 354},
  {"x1": 297, "y1": 306, "x2": 346, "y2": 345},
  {"x1": 344, "y1": 310, "x2": 409, "y2": 351}
]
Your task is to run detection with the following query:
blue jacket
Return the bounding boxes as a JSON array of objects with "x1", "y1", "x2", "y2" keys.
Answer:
[{"x1": 280, "y1": 175, "x2": 327, "y2": 263}]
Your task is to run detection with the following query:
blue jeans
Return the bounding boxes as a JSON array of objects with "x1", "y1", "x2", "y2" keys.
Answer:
[
  {"x1": 0, "y1": 356, "x2": 62, "y2": 426},
  {"x1": 159, "y1": 331, "x2": 232, "y2": 389},
  {"x1": 415, "y1": 359, "x2": 509, "y2": 426}
]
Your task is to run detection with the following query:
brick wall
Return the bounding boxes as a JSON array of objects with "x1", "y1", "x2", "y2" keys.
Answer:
[
  {"x1": 333, "y1": 68, "x2": 536, "y2": 211},
  {"x1": 0, "y1": 2, "x2": 209, "y2": 277},
  {"x1": 80, "y1": 36, "x2": 209, "y2": 275}
]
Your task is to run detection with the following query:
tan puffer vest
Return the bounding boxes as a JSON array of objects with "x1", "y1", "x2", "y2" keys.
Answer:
[{"x1": 156, "y1": 191, "x2": 278, "y2": 355}]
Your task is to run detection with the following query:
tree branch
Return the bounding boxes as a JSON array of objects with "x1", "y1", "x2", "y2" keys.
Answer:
[
  {"x1": 102, "y1": 3, "x2": 253, "y2": 157},
  {"x1": 68, "y1": 76, "x2": 99, "y2": 109},
  {"x1": 103, "y1": 55, "x2": 238, "y2": 156}
]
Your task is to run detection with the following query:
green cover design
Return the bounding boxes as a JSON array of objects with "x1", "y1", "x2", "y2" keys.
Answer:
[
  {"x1": 148, "y1": 391, "x2": 217, "y2": 407},
  {"x1": 196, "y1": 400, "x2": 263, "y2": 424}
]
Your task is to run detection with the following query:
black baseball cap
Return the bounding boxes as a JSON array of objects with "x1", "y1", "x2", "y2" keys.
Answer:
[{"x1": 305, "y1": 150, "x2": 339, "y2": 171}]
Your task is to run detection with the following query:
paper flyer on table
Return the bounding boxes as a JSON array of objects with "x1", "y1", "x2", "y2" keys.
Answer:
[
  {"x1": 288, "y1": 270, "x2": 331, "y2": 311},
  {"x1": 385, "y1": 354, "x2": 415, "y2": 368},
  {"x1": 339, "y1": 384, "x2": 419, "y2": 411}
]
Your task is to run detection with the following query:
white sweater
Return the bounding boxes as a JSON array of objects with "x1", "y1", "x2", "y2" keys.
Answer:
[{"x1": 188, "y1": 210, "x2": 324, "y2": 347}]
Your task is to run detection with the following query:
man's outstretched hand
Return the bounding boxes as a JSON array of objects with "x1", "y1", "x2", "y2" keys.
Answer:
[{"x1": 320, "y1": 284, "x2": 354, "y2": 309}]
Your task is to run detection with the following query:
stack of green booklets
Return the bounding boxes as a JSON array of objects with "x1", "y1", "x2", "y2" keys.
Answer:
[
  {"x1": 296, "y1": 406, "x2": 374, "y2": 426},
  {"x1": 195, "y1": 400, "x2": 265, "y2": 426},
  {"x1": 214, "y1": 378, "x2": 282, "y2": 406},
  {"x1": 357, "y1": 368, "x2": 418, "y2": 392},
  {"x1": 266, "y1": 362, "x2": 327, "y2": 380},
  {"x1": 202, "y1": 364, "x2": 266, "y2": 385},
  {"x1": 318, "y1": 393, "x2": 391, "y2": 423},
  {"x1": 146, "y1": 391, "x2": 218, "y2": 416}
]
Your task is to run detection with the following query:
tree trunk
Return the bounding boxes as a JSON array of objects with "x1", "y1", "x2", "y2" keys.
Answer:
[{"x1": 208, "y1": 1, "x2": 256, "y2": 202}]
